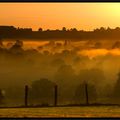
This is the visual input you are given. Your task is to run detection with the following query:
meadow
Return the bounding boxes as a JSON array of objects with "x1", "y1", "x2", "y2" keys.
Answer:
[
  {"x1": 0, "y1": 39, "x2": 120, "y2": 118},
  {"x1": 0, "y1": 106, "x2": 120, "y2": 118}
]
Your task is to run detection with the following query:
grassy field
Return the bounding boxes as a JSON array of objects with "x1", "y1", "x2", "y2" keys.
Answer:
[{"x1": 0, "y1": 106, "x2": 120, "y2": 118}]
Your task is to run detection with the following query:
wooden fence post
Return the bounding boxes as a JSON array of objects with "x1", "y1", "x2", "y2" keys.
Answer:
[
  {"x1": 85, "y1": 83, "x2": 89, "y2": 105},
  {"x1": 54, "y1": 85, "x2": 58, "y2": 106},
  {"x1": 25, "y1": 85, "x2": 29, "y2": 107}
]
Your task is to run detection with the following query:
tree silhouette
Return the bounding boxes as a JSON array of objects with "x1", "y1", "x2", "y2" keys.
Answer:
[
  {"x1": 1, "y1": 25, "x2": 120, "y2": 40},
  {"x1": 112, "y1": 72, "x2": 120, "y2": 103},
  {"x1": 70, "y1": 28, "x2": 78, "y2": 32},
  {"x1": 9, "y1": 40, "x2": 24, "y2": 55},
  {"x1": 54, "y1": 64, "x2": 77, "y2": 104},
  {"x1": 30, "y1": 78, "x2": 55, "y2": 106},
  {"x1": 38, "y1": 28, "x2": 43, "y2": 32},
  {"x1": 62, "y1": 27, "x2": 67, "y2": 32},
  {"x1": 112, "y1": 41, "x2": 120, "y2": 49}
]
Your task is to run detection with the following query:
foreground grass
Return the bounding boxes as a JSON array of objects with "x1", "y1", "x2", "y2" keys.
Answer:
[{"x1": 0, "y1": 106, "x2": 120, "y2": 118}]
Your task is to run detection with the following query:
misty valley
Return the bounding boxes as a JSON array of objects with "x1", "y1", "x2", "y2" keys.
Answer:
[{"x1": 0, "y1": 39, "x2": 120, "y2": 107}]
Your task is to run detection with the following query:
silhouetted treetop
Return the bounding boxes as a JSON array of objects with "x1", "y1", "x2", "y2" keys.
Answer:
[{"x1": 1, "y1": 25, "x2": 120, "y2": 39}]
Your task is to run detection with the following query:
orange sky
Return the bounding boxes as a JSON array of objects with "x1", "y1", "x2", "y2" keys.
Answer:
[{"x1": 0, "y1": 3, "x2": 120, "y2": 31}]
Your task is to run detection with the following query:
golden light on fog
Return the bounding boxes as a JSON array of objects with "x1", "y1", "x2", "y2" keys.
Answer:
[{"x1": 79, "y1": 48, "x2": 120, "y2": 59}]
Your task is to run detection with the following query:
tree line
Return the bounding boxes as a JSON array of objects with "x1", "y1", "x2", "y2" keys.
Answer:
[
  {"x1": 1, "y1": 73, "x2": 120, "y2": 107},
  {"x1": 1, "y1": 26, "x2": 120, "y2": 40}
]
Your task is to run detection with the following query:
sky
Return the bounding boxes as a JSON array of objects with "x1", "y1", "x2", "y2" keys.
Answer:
[{"x1": 0, "y1": 3, "x2": 120, "y2": 31}]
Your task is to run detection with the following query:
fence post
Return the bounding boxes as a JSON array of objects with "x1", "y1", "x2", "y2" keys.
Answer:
[
  {"x1": 54, "y1": 85, "x2": 58, "y2": 107},
  {"x1": 85, "y1": 83, "x2": 89, "y2": 105},
  {"x1": 25, "y1": 85, "x2": 29, "y2": 107}
]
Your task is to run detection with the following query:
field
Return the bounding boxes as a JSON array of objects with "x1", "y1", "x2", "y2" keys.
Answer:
[
  {"x1": 0, "y1": 106, "x2": 120, "y2": 118},
  {"x1": 1, "y1": 39, "x2": 120, "y2": 118}
]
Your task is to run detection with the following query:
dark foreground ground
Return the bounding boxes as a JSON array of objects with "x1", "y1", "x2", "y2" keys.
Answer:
[{"x1": 0, "y1": 105, "x2": 120, "y2": 118}]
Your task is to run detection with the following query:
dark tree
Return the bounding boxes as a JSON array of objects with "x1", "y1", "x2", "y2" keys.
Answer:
[
  {"x1": 9, "y1": 40, "x2": 24, "y2": 55},
  {"x1": 54, "y1": 64, "x2": 77, "y2": 104},
  {"x1": 112, "y1": 72, "x2": 120, "y2": 104},
  {"x1": 112, "y1": 41, "x2": 120, "y2": 49},
  {"x1": 30, "y1": 78, "x2": 55, "y2": 106},
  {"x1": 62, "y1": 27, "x2": 67, "y2": 32},
  {"x1": 70, "y1": 28, "x2": 78, "y2": 32},
  {"x1": 38, "y1": 28, "x2": 43, "y2": 32}
]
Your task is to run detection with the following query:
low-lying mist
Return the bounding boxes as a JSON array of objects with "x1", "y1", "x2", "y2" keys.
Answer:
[{"x1": 0, "y1": 39, "x2": 120, "y2": 106}]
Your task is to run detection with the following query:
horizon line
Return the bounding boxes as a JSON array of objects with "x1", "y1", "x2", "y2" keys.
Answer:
[{"x1": 1, "y1": 25, "x2": 120, "y2": 32}]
